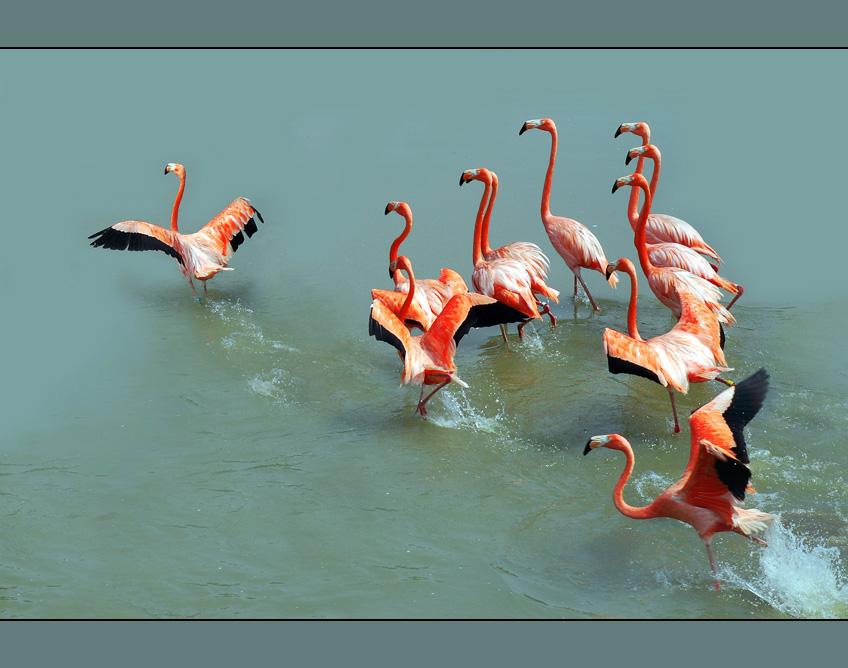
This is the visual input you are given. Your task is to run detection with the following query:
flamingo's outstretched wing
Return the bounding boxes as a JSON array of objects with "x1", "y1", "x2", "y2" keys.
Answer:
[
  {"x1": 369, "y1": 296, "x2": 411, "y2": 358},
  {"x1": 88, "y1": 220, "x2": 183, "y2": 264},
  {"x1": 425, "y1": 292, "x2": 527, "y2": 359},
  {"x1": 197, "y1": 197, "x2": 264, "y2": 260},
  {"x1": 674, "y1": 368, "x2": 770, "y2": 514}
]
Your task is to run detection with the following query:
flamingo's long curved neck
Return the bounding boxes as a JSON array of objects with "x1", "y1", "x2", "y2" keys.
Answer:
[
  {"x1": 632, "y1": 179, "x2": 654, "y2": 274},
  {"x1": 170, "y1": 171, "x2": 186, "y2": 232},
  {"x1": 610, "y1": 441, "x2": 656, "y2": 520},
  {"x1": 390, "y1": 208, "x2": 412, "y2": 265},
  {"x1": 539, "y1": 126, "x2": 557, "y2": 221},
  {"x1": 627, "y1": 130, "x2": 651, "y2": 228},
  {"x1": 480, "y1": 173, "x2": 497, "y2": 257},
  {"x1": 396, "y1": 261, "x2": 416, "y2": 323},
  {"x1": 618, "y1": 259, "x2": 643, "y2": 341},
  {"x1": 472, "y1": 179, "x2": 492, "y2": 266}
]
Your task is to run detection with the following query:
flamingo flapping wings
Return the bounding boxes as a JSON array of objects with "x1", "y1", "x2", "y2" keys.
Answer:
[
  {"x1": 613, "y1": 173, "x2": 735, "y2": 327},
  {"x1": 615, "y1": 122, "x2": 723, "y2": 264},
  {"x1": 584, "y1": 368, "x2": 774, "y2": 589},
  {"x1": 88, "y1": 163, "x2": 264, "y2": 302},
  {"x1": 373, "y1": 201, "x2": 468, "y2": 332},
  {"x1": 520, "y1": 118, "x2": 618, "y2": 311},
  {"x1": 369, "y1": 256, "x2": 525, "y2": 417},
  {"x1": 602, "y1": 257, "x2": 731, "y2": 433},
  {"x1": 459, "y1": 168, "x2": 559, "y2": 339},
  {"x1": 624, "y1": 144, "x2": 743, "y2": 309}
]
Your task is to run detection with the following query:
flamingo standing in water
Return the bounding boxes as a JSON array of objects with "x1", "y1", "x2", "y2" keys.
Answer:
[
  {"x1": 459, "y1": 168, "x2": 558, "y2": 339},
  {"x1": 615, "y1": 122, "x2": 723, "y2": 264},
  {"x1": 369, "y1": 256, "x2": 524, "y2": 417},
  {"x1": 88, "y1": 163, "x2": 264, "y2": 302},
  {"x1": 373, "y1": 201, "x2": 468, "y2": 331},
  {"x1": 624, "y1": 144, "x2": 744, "y2": 309},
  {"x1": 520, "y1": 118, "x2": 618, "y2": 311},
  {"x1": 584, "y1": 368, "x2": 774, "y2": 589},
  {"x1": 613, "y1": 174, "x2": 735, "y2": 327},
  {"x1": 603, "y1": 257, "x2": 731, "y2": 433}
]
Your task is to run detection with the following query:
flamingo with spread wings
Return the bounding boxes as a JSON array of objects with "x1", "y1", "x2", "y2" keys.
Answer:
[
  {"x1": 520, "y1": 118, "x2": 618, "y2": 311},
  {"x1": 603, "y1": 257, "x2": 731, "y2": 433},
  {"x1": 615, "y1": 122, "x2": 722, "y2": 263},
  {"x1": 584, "y1": 368, "x2": 774, "y2": 589},
  {"x1": 88, "y1": 163, "x2": 263, "y2": 302},
  {"x1": 369, "y1": 256, "x2": 525, "y2": 416}
]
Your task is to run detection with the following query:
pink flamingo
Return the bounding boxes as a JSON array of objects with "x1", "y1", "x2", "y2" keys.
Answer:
[
  {"x1": 613, "y1": 173, "x2": 735, "y2": 327},
  {"x1": 603, "y1": 257, "x2": 731, "y2": 433},
  {"x1": 624, "y1": 144, "x2": 744, "y2": 309},
  {"x1": 615, "y1": 122, "x2": 723, "y2": 264},
  {"x1": 374, "y1": 201, "x2": 468, "y2": 331},
  {"x1": 584, "y1": 368, "x2": 774, "y2": 589},
  {"x1": 369, "y1": 256, "x2": 523, "y2": 416},
  {"x1": 520, "y1": 118, "x2": 618, "y2": 311},
  {"x1": 459, "y1": 168, "x2": 558, "y2": 339},
  {"x1": 89, "y1": 163, "x2": 263, "y2": 302}
]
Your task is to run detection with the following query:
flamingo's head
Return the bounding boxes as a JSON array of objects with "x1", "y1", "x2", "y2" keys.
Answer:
[
  {"x1": 389, "y1": 255, "x2": 413, "y2": 277},
  {"x1": 614, "y1": 122, "x2": 651, "y2": 142},
  {"x1": 165, "y1": 163, "x2": 186, "y2": 178},
  {"x1": 459, "y1": 168, "x2": 492, "y2": 187},
  {"x1": 385, "y1": 201, "x2": 399, "y2": 215},
  {"x1": 584, "y1": 434, "x2": 614, "y2": 455},
  {"x1": 625, "y1": 144, "x2": 661, "y2": 166},
  {"x1": 519, "y1": 118, "x2": 555, "y2": 135},
  {"x1": 611, "y1": 173, "x2": 648, "y2": 195}
]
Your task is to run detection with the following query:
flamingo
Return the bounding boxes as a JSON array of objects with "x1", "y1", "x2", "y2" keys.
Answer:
[
  {"x1": 613, "y1": 173, "x2": 735, "y2": 327},
  {"x1": 625, "y1": 144, "x2": 744, "y2": 309},
  {"x1": 520, "y1": 118, "x2": 618, "y2": 311},
  {"x1": 615, "y1": 122, "x2": 723, "y2": 264},
  {"x1": 374, "y1": 201, "x2": 468, "y2": 331},
  {"x1": 459, "y1": 168, "x2": 559, "y2": 338},
  {"x1": 584, "y1": 368, "x2": 774, "y2": 589},
  {"x1": 369, "y1": 256, "x2": 524, "y2": 417},
  {"x1": 88, "y1": 163, "x2": 264, "y2": 302},
  {"x1": 603, "y1": 257, "x2": 732, "y2": 433}
]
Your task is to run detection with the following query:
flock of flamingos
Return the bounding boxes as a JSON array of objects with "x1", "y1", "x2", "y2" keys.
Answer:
[{"x1": 88, "y1": 119, "x2": 775, "y2": 591}]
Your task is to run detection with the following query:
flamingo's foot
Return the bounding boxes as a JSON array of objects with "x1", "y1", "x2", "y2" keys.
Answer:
[
  {"x1": 713, "y1": 580, "x2": 722, "y2": 590},
  {"x1": 716, "y1": 377, "x2": 734, "y2": 386}
]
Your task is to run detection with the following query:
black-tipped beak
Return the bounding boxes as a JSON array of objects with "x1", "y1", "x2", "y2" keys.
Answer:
[
  {"x1": 459, "y1": 175, "x2": 466, "y2": 186},
  {"x1": 604, "y1": 264, "x2": 615, "y2": 280},
  {"x1": 583, "y1": 440, "x2": 593, "y2": 456},
  {"x1": 164, "y1": 166, "x2": 169, "y2": 175},
  {"x1": 612, "y1": 181, "x2": 621, "y2": 194},
  {"x1": 614, "y1": 125, "x2": 624, "y2": 138},
  {"x1": 519, "y1": 122, "x2": 528, "y2": 136},
  {"x1": 625, "y1": 153, "x2": 633, "y2": 166},
  {"x1": 384, "y1": 204, "x2": 391, "y2": 215}
]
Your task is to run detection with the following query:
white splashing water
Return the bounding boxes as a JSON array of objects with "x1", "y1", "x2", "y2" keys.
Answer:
[
  {"x1": 428, "y1": 388, "x2": 510, "y2": 436},
  {"x1": 247, "y1": 368, "x2": 295, "y2": 404},
  {"x1": 723, "y1": 517, "x2": 848, "y2": 618},
  {"x1": 208, "y1": 298, "x2": 299, "y2": 402}
]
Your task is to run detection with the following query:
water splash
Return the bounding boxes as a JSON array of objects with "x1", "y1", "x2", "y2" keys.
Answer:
[
  {"x1": 724, "y1": 516, "x2": 848, "y2": 618},
  {"x1": 247, "y1": 368, "x2": 295, "y2": 404},
  {"x1": 428, "y1": 388, "x2": 510, "y2": 436}
]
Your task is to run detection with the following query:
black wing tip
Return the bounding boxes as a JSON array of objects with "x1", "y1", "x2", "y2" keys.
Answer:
[
  {"x1": 88, "y1": 227, "x2": 184, "y2": 265},
  {"x1": 607, "y1": 354, "x2": 662, "y2": 386},
  {"x1": 251, "y1": 206, "x2": 265, "y2": 225}
]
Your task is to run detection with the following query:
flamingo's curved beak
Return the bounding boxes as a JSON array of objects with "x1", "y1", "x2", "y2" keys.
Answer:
[{"x1": 519, "y1": 122, "x2": 529, "y2": 136}]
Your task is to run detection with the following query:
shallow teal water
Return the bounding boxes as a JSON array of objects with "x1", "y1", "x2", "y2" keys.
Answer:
[{"x1": 2, "y1": 50, "x2": 847, "y2": 618}]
